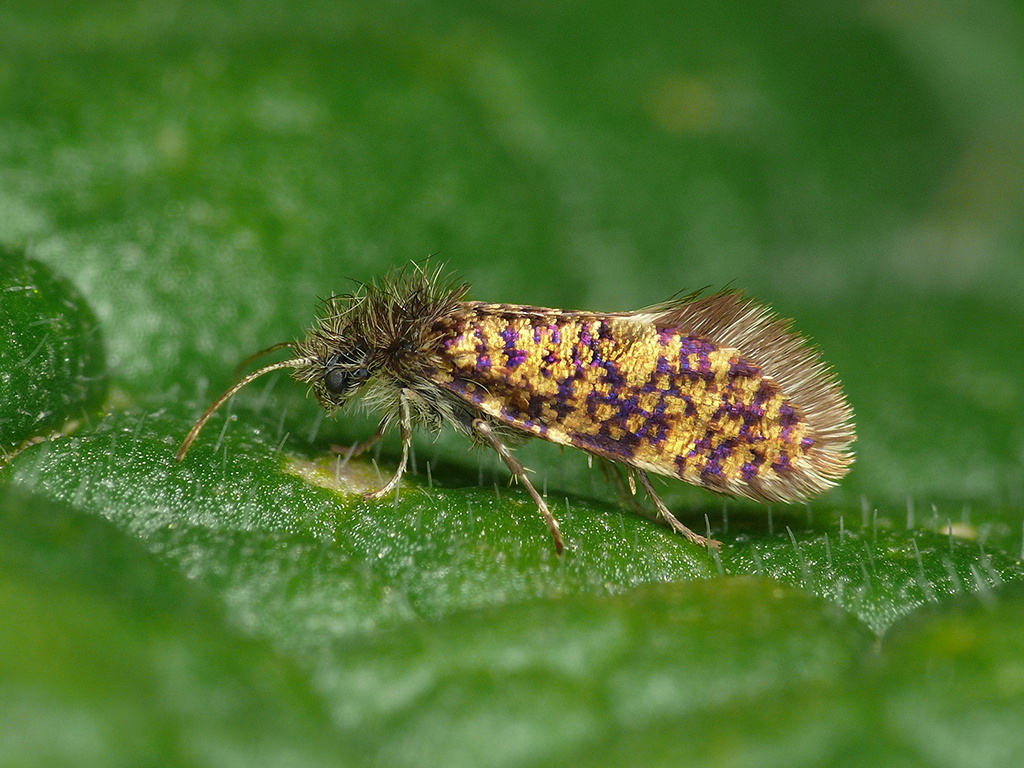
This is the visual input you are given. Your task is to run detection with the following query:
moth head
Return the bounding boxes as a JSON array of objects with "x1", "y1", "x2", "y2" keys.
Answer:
[
  {"x1": 177, "y1": 264, "x2": 461, "y2": 462},
  {"x1": 300, "y1": 343, "x2": 373, "y2": 411}
]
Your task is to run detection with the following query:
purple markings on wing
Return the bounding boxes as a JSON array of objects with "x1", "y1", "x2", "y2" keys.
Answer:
[
  {"x1": 741, "y1": 453, "x2": 765, "y2": 480},
  {"x1": 500, "y1": 326, "x2": 527, "y2": 368},
  {"x1": 505, "y1": 349, "x2": 528, "y2": 368},
  {"x1": 772, "y1": 454, "x2": 792, "y2": 472},
  {"x1": 729, "y1": 358, "x2": 760, "y2": 379}
]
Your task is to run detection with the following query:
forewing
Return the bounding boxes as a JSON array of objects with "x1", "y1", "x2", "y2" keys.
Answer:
[{"x1": 429, "y1": 299, "x2": 853, "y2": 504}]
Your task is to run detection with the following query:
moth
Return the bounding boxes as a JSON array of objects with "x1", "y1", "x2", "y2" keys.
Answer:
[{"x1": 177, "y1": 262, "x2": 855, "y2": 553}]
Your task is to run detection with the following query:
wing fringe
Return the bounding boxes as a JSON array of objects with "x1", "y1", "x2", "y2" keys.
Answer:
[{"x1": 638, "y1": 291, "x2": 855, "y2": 501}]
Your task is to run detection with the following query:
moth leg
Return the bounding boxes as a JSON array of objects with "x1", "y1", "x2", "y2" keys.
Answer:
[
  {"x1": 364, "y1": 393, "x2": 412, "y2": 501},
  {"x1": 472, "y1": 418, "x2": 564, "y2": 555},
  {"x1": 342, "y1": 420, "x2": 387, "y2": 461},
  {"x1": 599, "y1": 460, "x2": 650, "y2": 519},
  {"x1": 636, "y1": 470, "x2": 722, "y2": 550}
]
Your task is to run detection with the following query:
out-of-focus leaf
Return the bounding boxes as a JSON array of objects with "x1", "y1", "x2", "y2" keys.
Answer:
[
  {"x1": 0, "y1": 248, "x2": 106, "y2": 449},
  {"x1": 0, "y1": 485, "x2": 352, "y2": 767}
]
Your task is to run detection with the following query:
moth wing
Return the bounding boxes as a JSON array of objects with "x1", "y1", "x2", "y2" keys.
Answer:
[{"x1": 431, "y1": 298, "x2": 854, "y2": 503}]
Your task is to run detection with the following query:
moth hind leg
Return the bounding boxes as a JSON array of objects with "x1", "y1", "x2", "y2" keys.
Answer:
[
  {"x1": 635, "y1": 469, "x2": 722, "y2": 550},
  {"x1": 472, "y1": 418, "x2": 564, "y2": 555},
  {"x1": 599, "y1": 459, "x2": 648, "y2": 517}
]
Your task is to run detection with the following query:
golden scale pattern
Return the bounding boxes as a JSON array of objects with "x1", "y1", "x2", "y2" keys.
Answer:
[{"x1": 431, "y1": 303, "x2": 810, "y2": 500}]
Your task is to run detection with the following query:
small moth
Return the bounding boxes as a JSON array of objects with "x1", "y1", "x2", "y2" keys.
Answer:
[{"x1": 177, "y1": 262, "x2": 855, "y2": 553}]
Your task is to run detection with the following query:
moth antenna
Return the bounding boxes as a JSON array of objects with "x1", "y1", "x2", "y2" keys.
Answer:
[
  {"x1": 176, "y1": 355, "x2": 314, "y2": 462},
  {"x1": 232, "y1": 341, "x2": 298, "y2": 380}
]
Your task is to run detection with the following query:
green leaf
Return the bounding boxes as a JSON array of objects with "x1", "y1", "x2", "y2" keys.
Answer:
[
  {"x1": 0, "y1": 248, "x2": 106, "y2": 450},
  {"x1": 0, "y1": 485, "x2": 350, "y2": 767},
  {"x1": 7, "y1": 410, "x2": 1021, "y2": 640},
  {"x1": 873, "y1": 585, "x2": 1024, "y2": 768},
  {"x1": 327, "y1": 578, "x2": 876, "y2": 768}
]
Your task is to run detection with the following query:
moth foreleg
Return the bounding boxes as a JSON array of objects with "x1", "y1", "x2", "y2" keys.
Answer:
[
  {"x1": 636, "y1": 470, "x2": 722, "y2": 550},
  {"x1": 472, "y1": 418, "x2": 564, "y2": 555},
  {"x1": 334, "y1": 419, "x2": 387, "y2": 466},
  {"x1": 350, "y1": 421, "x2": 387, "y2": 458},
  {"x1": 364, "y1": 393, "x2": 413, "y2": 501}
]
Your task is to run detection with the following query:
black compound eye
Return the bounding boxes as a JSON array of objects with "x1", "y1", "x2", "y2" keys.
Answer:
[
  {"x1": 322, "y1": 349, "x2": 371, "y2": 397},
  {"x1": 324, "y1": 367, "x2": 350, "y2": 395}
]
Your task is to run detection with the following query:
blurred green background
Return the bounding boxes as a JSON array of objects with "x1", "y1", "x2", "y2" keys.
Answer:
[{"x1": 2, "y1": 1, "x2": 1023, "y2": 766}]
